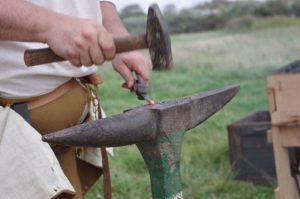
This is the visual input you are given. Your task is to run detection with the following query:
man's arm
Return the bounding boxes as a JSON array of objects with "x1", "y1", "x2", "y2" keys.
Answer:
[
  {"x1": 0, "y1": 0, "x2": 115, "y2": 67},
  {"x1": 100, "y1": 2, "x2": 152, "y2": 90},
  {"x1": 0, "y1": 0, "x2": 50, "y2": 42}
]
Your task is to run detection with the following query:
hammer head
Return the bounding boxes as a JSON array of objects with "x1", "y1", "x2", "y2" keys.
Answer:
[{"x1": 147, "y1": 4, "x2": 173, "y2": 70}]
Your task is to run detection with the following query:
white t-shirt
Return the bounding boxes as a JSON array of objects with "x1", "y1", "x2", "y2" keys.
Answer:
[{"x1": 0, "y1": 0, "x2": 115, "y2": 98}]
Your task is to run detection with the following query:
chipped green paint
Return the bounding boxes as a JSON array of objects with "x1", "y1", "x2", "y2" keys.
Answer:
[{"x1": 137, "y1": 131, "x2": 185, "y2": 199}]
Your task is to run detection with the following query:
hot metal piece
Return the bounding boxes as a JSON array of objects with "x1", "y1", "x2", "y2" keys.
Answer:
[{"x1": 134, "y1": 74, "x2": 154, "y2": 104}]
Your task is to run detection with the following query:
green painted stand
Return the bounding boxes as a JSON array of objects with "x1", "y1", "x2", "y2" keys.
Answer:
[{"x1": 137, "y1": 131, "x2": 184, "y2": 199}]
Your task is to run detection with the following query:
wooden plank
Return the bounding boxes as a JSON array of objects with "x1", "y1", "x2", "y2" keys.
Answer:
[
  {"x1": 267, "y1": 74, "x2": 300, "y2": 125},
  {"x1": 281, "y1": 125, "x2": 300, "y2": 147},
  {"x1": 267, "y1": 74, "x2": 300, "y2": 90},
  {"x1": 275, "y1": 187, "x2": 280, "y2": 199},
  {"x1": 271, "y1": 127, "x2": 299, "y2": 199},
  {"x1": 271, "y1": 86, "x2": 300, "y2": 124},
  {"x1": 267, "y1": 88, "x2": 277, "y2": 113}
]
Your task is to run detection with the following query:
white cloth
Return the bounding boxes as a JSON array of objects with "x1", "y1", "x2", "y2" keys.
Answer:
[
  {"x1": 0, "y1": 1, "x2": 117, "y2": 197},
  {"x1": 77, "y1": 107, "x2": 113, "y2": 167},
  {"x1": 0, "y1": 0, "x2": 116, "y2": 98},
  {"x1": 0, "y1": 106, "x2": 75, "y2": 199}
]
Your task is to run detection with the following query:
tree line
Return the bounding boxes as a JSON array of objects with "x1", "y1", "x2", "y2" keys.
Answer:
[{"x1": 120, "y1": 0, "x2": 300, "y2": 34}]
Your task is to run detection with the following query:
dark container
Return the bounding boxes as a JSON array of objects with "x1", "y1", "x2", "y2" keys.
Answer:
[{"x1": 227, "y1": 111, "x2": 276, "y2": 186}]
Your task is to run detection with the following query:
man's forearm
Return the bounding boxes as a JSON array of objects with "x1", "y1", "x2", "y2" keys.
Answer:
[
  {"x1": 100, "y1": 2, "x2": 130, "y2": 37},
  {"x1": 0, "y1": 0, "x2": 116, "y2": 67},
  {"x1": 0, "y1": 0, "x2": 59, "y2": 43}
]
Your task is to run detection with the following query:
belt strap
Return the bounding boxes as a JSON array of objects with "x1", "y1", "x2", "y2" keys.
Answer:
[
  {"x1": 101, "y1": 146, "x2": 112, "y2": 199},
  {"x1": 12, "y1": 102, "x2": 31, "y2": 124},
  {"x1": 96, "y1": 90, "x2": 112, "y2": 199},
  {"x1": 88, "y1": 74, "x2": 112, "y2": 199}
]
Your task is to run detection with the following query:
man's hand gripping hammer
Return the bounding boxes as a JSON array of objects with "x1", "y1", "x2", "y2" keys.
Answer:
[{"x1": 24, "y1": 4, "x2": 173, "y2": 104}]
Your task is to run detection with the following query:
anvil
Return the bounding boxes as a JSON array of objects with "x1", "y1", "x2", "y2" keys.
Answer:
[{"x1": 43, "y1": 85, "x2": 239, "y2": 199}]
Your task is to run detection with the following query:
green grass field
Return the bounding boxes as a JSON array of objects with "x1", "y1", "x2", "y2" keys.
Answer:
[{"x1": 86, "y1": 18, "x2": 300, "y2": 199}]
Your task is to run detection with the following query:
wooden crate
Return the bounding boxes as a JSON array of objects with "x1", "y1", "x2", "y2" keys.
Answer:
[
  {"x1": 269, "y1": 126, "x2": 300, "y2": 199},
  {"x1": 227, "y1": 111, "x2": 276, "y2": 185},
  {"x1": 267, "y1": 60, "x2": 300, "y2": 125}
]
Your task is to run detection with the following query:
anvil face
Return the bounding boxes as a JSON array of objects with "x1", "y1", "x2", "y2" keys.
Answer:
[{"x1": 42, "y1": 85, "x2": 240, "y2": 147}]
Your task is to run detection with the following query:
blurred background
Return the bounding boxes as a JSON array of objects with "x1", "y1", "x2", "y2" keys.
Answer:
[
  {"x1": 87, "y1": 0, "x2": 300, "y2": 198},
  {"x1": 117, "y1": 0, "x2": 299, "y2": 35}
]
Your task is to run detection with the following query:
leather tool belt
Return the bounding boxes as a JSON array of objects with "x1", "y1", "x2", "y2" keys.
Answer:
[
  {"x1": 0, "y1": 79, "x2": 82, "y2": 125},
  {"x1": 0, "y1": 79, "x2": 91, "y2": 136},
  {"x1": 0, "y1": 79, "x2": 79, "y2": 111}
]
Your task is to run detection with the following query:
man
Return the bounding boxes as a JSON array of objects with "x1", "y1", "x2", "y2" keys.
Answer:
[{"x1": 0, "y1": 0, "x2": 152, "y2": 198}]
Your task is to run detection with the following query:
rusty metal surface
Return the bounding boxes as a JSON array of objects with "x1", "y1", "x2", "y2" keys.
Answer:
[
  {"x1": 42, "y1": 85, "x2": 240, "y2": 147},
  {"x1": 147, "y1": 4, "x2": 173, "y2": 70}
]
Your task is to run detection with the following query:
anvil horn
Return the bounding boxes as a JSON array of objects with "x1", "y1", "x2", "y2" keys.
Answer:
[{"x1": 42, "y1": 85, "x2": 240, "y2": 147}]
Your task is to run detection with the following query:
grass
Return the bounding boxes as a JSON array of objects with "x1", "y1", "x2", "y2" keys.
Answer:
[
  {"x1": 86, "y1": 18, "x2": 300, "y2": 198},
  {"x1": 225, "y1": 16, "x2": 300, "y2": 33}
]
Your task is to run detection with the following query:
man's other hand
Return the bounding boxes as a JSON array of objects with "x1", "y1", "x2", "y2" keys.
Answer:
[{"x1": 112, "y1": 51, "x2": 152, "y2": 90}]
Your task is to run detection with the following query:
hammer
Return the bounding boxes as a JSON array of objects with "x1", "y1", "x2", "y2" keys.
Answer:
[
  {"x1": 42, "y1": 85, "x2": 240, "y2": 199},
  {"x1": 24, "y1": 4, "x2": 173, "y2": 70},
  {"x1": 24, "y1": 4, "x2": 172, "y2": 103}
]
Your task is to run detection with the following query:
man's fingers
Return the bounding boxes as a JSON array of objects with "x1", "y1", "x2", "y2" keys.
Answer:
[
  {"x1": 138, "y1": 58, "x2": 152, "y2": 82},
  {"x1": 112, "y1": 51, "x2": 153, "y2": 90},
  {"x1": 122, "y1": 82, "x2": 132, "y2": 90},
  {"x1": 66, "y1": 48, "x2": 81, "y2": 67},
  {"x1": 125, "y1": 56, "x2": 152, "y2": 84},
  {"x1": 83, "y1": 27, "x2": 105, "y2": 65},
  {"x1": 46, "y1": 17, "x2": 116, "y2": 68},
  {"x1": 113, "y1": 61, "x2": 135, "y2": 89},
  {"x1": 74, "y1": 25, "x2": 115, "y2": 66},
  {"x1": 70, "y1": 25, "x2": 112, "y2": 67},
  {"x1": 69, "y1": 59, "x2": 82, "y2": 67},
  {"x1": 89, "y1": 46, "x2": 104, "y2": 65},
  {"x1": 98, "y1": 27, "x2": 116, "y2": 60},
  {"x1": 74, "y1": 36, "x2": 93, "y2": 66}
]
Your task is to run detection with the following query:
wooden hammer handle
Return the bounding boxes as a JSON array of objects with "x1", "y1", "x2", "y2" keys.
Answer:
[
  {"x1": 24, "y1": 48, "x2": 65, "y2": 66},
  {"x1": 24, "y1": 35, "x2": 147, "y2": 67},
  {"x1": 114, "y1": 34, "x2": 147, "y2": 53}
]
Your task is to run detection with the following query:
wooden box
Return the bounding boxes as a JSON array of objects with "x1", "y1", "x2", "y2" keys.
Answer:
[
  {"x1": 267, "y1": 60, "x2": 300, "y2": 125},
  {"x1": 227, "y1": 111, "x2": 276, "y2": 185}
]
